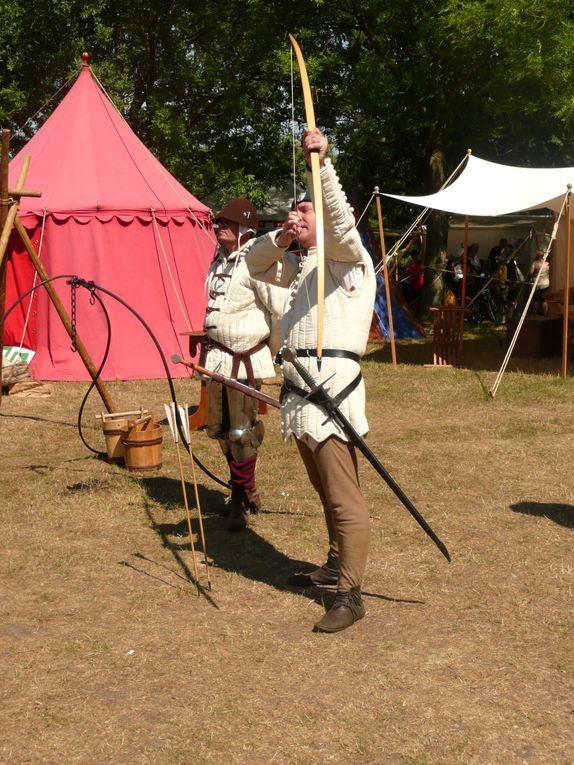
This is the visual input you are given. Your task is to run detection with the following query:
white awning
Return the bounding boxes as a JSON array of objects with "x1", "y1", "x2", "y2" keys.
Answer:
[{"x1": 384, "y1": 154, "x2": 574, "y2": 217}]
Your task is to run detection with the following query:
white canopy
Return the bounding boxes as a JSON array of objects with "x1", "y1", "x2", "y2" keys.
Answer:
[{"x1": 384, "y1": 154, "x2": 574, "y2": 217}]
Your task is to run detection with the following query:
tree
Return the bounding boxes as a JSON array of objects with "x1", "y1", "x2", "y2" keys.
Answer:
[{"x1": 2, "y1": 0, "x2": 574, "y2": 304}]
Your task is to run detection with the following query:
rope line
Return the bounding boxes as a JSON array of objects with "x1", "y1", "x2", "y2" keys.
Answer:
[
  {"x1": 17, "y1": 70, "x2": 78, "y2": 134},
  {"x1": 17, "y1": 209, "x2": 47, "y2": 352},
  {"x1": 371, "y1": 151, "x2": 472, "y2": 277},
  {"x1": 90, "y1": 67, "x2": 215, "y2": 246},
  {"x1": 151, "y1": 210, "x2": 192, "y2": 331},
  {"x1": 489, "y1": 190, "x2": 570, "y2": 398}
]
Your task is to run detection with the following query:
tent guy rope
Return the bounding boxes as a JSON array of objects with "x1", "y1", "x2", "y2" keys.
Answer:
[{"x1": 489, "y1": 188, "x2": 570, "y2": 398}]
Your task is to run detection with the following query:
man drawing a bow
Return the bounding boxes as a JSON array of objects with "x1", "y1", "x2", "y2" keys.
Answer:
[{"x1": 246, "y1": 128, "x2": 377, "y2": 633}]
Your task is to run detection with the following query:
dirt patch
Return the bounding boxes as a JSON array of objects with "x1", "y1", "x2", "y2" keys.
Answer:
[{"x1": 1, "y1": 340, "x2": 572, "y2": 764}]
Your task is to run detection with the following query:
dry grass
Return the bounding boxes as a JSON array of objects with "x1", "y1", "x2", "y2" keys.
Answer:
[{"x1": 1, "y1": 333, "x2": 573, "y2": 765}]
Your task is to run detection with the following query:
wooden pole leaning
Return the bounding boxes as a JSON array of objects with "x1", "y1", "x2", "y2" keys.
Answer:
[
  {"x1": 374, "y1": 187, "x2": 397, "y2": 368},
  {"x1": 13, "y1": 216, "x2": 118, "y2": 412},
  {"x1": 561, "y1": 186, "x2": 572, "y2": 379},
  {"x1": 0, "y1": 130, "x2": 10, "y2": 403},
  {"x1": 1, "y1": 139, "x2": 32, "y2": 404},
  {"x1": 0, "y1": 157, "x2": 32, "y2": 266}
]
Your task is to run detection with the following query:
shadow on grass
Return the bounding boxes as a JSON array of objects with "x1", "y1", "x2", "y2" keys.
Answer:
[
  {"x1": 509, "y1": 501, "x2": 574, "y2": 529},
  {"x1": 136, "y1": 476, "x2": 423, "y2": 607},
  {"x1": 138, "y1": 475, "x2": 326, "y2": 606},
  {"x1": 0, "y1": 411, "x2": 77, "y2": 428}
]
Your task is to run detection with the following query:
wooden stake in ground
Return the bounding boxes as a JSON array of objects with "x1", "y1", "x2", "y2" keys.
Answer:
[
  {"x1": 561, "y1": 186, "x2": 571, "y2": 379},
  {"x1": 163, "y1": 403, "x2": 201, "y2": 594},
  {"x1": 374, "y1": 187, "x2": 397, "y2": 368}
]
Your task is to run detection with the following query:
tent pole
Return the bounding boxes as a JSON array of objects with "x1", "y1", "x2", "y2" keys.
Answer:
[
  {"x1": 561, "y1": 186, "x2": 572, "y2": 379},
  {"x1": 459, "y1": 215, "x2": 469, "y2": 351},
  {"x1": 0, "y1": 130, "x2": 10, "y2": 405},
  {"x1": 13, "y1": 216, "x2": 117, "y2": 413},
  {"x1": 374, "y1": 187, "x2": 397, "y2": 368}
]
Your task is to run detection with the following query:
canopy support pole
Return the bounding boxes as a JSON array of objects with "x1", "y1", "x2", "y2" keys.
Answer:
[
  {"x1": 374, "y1": 187, "x2": 397, "y2": 368},
  {"x1": 459, "y1": 215, "x2": 469, "y2": 352},
  {"x1": 561, "y1": 186, "x2": 572, "y2": 379}
]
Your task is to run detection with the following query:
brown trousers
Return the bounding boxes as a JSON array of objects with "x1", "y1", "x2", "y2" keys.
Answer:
[{"x1": 295, "y1": 436, "x2": 370, "y2": 592}]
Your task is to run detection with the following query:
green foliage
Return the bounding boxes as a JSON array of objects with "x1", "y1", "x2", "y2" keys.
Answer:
[{"x1": 1, "y1": 0, "x2": 574, "y2": 224}]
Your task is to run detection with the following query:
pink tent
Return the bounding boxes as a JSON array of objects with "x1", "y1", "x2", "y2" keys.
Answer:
[{"x1": 5, "y1": 56, "x2": 215, "y2": 380}]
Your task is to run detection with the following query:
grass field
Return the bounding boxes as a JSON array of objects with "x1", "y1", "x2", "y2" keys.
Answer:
[{"x1": 1, "y1": 333, "x2": 573, "y2": 764}]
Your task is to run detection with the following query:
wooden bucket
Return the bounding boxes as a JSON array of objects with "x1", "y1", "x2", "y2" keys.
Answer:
[
  {"x1": 102, "y1": 418, "x2": 129, "y2": 462},
  {"x1": 121, "y1": 420, "x2": 162, "y2": 472},
  {"x1": 98, "y1": 409, "x2": 147, "y2": 463}
]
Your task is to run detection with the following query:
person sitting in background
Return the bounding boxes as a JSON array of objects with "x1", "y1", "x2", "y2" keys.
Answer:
[{"x1": 488, "y1": 237, "x2": 508, "y2": 274}]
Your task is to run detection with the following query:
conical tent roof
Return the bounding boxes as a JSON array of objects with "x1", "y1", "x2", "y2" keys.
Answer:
[
  {"x1": 10, "y1": 57, "x2": 209, "y2": 218},
  {"x1": 5, "y1": 57, "x2": 215, "y2": 381}
]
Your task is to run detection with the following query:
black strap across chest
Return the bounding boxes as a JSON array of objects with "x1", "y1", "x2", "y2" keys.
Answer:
[{"x1": 281, "y1": 371, "x2": 362, "y2": 410}]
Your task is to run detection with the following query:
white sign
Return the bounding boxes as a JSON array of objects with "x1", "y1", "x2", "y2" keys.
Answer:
[{"x1": 2, "y1": 346, "x2": 36, "y2": 364}]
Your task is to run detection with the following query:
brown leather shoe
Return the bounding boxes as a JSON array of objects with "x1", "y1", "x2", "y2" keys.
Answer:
[
  {"x1": 288, "y1": 555, "x2": 340, "y2": 587},
  {"x1": 227, "y1": 488, "x2": 249, "y2": 532},
  {"x1": 313, "y1": 589, "x2": 365, "y2": 633}
]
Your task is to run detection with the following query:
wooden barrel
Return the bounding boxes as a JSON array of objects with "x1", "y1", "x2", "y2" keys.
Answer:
[{"x1": 121, "y1": 421, "x2": 163, "y2": 472}]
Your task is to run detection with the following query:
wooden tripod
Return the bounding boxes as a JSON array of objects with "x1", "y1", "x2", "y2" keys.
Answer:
[{"x1": 0, "y1": 129, "x2": 117, "y2": 411}]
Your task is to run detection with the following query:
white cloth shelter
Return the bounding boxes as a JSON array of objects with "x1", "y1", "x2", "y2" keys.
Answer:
[{"x1": 384, "y1": 154, "x2": 574, "y2": 290}]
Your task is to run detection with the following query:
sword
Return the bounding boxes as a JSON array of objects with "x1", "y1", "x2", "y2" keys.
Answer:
[
  {"x1": 281, "y1": 348, "x2": 451, "y2": 562},
  {"x1": 171, "y1": 354, "x2": 281, "y2": 409}
]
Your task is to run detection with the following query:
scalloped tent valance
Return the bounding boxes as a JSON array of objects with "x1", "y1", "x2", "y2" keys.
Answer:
[{"x1": 19, "y1": 211, "x2": 206, "y2": 227}]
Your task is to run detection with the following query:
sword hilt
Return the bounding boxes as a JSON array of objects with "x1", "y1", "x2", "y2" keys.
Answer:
[{"x1": 281, "y1": 347, "x2": 320, "y2": 389}]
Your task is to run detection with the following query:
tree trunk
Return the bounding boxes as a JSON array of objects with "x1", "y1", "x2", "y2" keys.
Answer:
[{"x1": 421, "y1": 148, "x2": 448, "y2": 319}]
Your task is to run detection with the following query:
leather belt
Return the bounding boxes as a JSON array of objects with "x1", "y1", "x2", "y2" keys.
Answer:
[
  {"x1": 206, "y1": 339, "x2": 266, "y2": 387},
  {"x1": 294, "y1": 348, "x2": 361, "y2": 363}
]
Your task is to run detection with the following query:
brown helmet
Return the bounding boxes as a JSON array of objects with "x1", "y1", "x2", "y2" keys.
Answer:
[{"x1": 214, "y1": 197, "x2": 258, "y2": 230}]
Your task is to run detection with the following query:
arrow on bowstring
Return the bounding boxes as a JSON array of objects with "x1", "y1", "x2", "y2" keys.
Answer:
[{"x1": 289, "y1": 34, "x2": 325, "y2": 371}]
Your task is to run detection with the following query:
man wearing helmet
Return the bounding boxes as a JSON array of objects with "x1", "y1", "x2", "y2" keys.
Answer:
[{"x1": 202, "y1": 198, "x2": 286, "y2": 531}]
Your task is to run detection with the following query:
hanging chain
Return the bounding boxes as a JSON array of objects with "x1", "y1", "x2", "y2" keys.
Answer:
[
  {"x1": 69, "y1": 277, "x2": 98, "y2": 352},
  {"x1": 70, "y1": 280, "x2": 78, "y2": 352}
]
